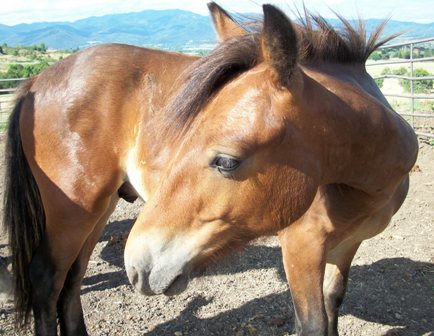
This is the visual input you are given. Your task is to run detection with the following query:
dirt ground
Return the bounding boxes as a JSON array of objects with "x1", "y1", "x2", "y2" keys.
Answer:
[{"x1": 0, "y1": 138, "x2": 433, "y2": 336}]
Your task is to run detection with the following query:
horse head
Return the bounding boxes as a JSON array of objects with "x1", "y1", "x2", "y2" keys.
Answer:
[{"x1": 124, "y1": 4, "x2": 321, "y2": 296}]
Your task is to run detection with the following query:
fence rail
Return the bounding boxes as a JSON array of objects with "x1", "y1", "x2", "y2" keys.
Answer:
[
  {"x1": 367, "y1": 56, "x2": 434, "y2": 66},
  {"x1": 366, "y1": 36, "x2": 434, "y2": 138},
  {"x1": 0, "y1": 78, "x2": 26, "y2": 131}
]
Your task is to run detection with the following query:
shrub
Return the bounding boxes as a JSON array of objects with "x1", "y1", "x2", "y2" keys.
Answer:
[
  {"x1": 381, "y1": 67, "x2": 392, "y2": 76},
  {"x1": 393, "y1": 67, "x2": 408, "y2": 76},
  {"x1": 400, "y1": 68, "x2": 433, "y2": 93},
  {"x1": 375, "y1": 78, "x2": 384, "y2": 88}
]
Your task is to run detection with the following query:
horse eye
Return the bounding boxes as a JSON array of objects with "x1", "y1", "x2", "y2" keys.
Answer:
[{"x1": 211, "y1": 155, "x2": 241, "y2": 172}]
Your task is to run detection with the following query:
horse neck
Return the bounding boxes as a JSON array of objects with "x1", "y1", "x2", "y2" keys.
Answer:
[
  {"x1": 299, "y1": 64, "x2": 418, "y2": 196},
  {"x1": 129, "y1": 52, "x2": 199, "y2": 193},
  {"x1": 137, "y1": 52, "x2": 198, "y2": 142}
]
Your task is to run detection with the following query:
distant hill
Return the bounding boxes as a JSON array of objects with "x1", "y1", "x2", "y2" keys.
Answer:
[
  {"x1": 0, "y1": 10, "x2": 216, "y2": 50},
  {"x1": 0, "y1": 9, "x2": 433, "y2": 50}
]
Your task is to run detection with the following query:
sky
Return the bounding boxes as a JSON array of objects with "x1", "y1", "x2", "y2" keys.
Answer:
[{"x1": 0, "y1": 0, "x2": 432, "y2": 26}]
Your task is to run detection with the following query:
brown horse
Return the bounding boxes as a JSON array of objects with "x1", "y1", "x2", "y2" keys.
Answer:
[{"x1": 3, "y1": 3, "x2": 418, "y2": 336}]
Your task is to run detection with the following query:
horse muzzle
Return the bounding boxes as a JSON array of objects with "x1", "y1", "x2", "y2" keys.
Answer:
[
  {"x1": 125, "y1": 259, "x2": 191, "y2": 296},
  {"x1": 124, "y1": 230, "x2": 195, "y2": 296},
  {"x1": 149, "y1": 262, "x2": 190, "y2": 295}
]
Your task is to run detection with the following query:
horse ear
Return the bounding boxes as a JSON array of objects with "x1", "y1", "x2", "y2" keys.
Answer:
[
  {"x1": 208, "y1": 2, "x2": 247, "y2": 42},
  {"x1": 261, "y1": 5, "x2": 298, "y2": 87}
]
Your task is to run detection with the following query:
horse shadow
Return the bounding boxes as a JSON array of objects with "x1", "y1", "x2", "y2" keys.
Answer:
[
  {"x1": 81, "y1": 217, "x2": 135, "y2": 293},
  {"x1": 143, "y1": 257, "x2": 433, "y2": 336},
  {"x1": 83, "y1": 218, "x2": 434, "y2": 335}
]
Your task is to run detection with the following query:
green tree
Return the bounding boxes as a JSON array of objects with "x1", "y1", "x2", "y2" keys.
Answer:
[
  {"x1": 35, "y1": 43, "x2": 47, "y2": 53},
  {"x1": 402, "y1": 50, "x2": 411, "y2": 59},
  {"x1": 0, "y1": 61, "x2": 49, "y2": 90},
  {"x1": 28, "y1": 60, "x2": 50, "y2": 75},
  {"x1": 369, "y1": 51, "x2": 382, "y2": 61},
  {"x1": 380, "y1": 49, "x2": 390, "y2": 60}
]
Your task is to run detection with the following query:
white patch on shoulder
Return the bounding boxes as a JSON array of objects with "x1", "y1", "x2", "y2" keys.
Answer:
[
  {"x1": 53, "y1": 128, "x2": 98, "y2": 210},
  {"x1": 65, "y1": 131, "x2": 85, "y2": 175},
  {"x1": 126, "y1": 144, "x2": 149, "y2": 202}
]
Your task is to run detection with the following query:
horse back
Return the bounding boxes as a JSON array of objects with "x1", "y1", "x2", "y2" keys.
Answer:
[{"x1": 18, "y1": 44, "x2": 196, "y2": 212}]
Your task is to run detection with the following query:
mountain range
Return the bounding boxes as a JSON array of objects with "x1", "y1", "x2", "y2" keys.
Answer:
[{"x1": 0, "y1": 9, "x2": 433, "y2": 50}]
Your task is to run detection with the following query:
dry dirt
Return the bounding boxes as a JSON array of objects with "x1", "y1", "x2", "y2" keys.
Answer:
[{"x1": 0, "y1": 138, "x2": 433, "y2": 336}]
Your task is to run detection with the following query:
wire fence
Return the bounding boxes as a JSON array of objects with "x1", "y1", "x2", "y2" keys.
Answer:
[
  {"x1": 366, "y1": 37, "x2": 434, "y2": 138},
  {"x1": 1, "y1": 38, "x2": 433, "y2": 138}
]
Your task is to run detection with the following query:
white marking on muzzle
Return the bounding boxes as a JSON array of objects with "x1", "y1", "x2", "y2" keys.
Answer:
[{"x1": 125, "y1": 226, "x2": 215, "y2": 294}]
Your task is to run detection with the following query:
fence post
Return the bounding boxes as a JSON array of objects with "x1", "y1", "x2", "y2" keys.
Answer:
[{"x1": 410, "y1": 43, "x2": 414, "y2": 127}]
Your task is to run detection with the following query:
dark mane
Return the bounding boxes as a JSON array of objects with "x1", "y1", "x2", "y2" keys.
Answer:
[
  {"x1": 296, "y1": 12, "x2": 396, "y2": 63},
  {"x1": 165, "y1": 9, "x2": 396, "y2": 135},
  {"x1": 165, "y1": 34, "x2": 260, "y2": 135}
]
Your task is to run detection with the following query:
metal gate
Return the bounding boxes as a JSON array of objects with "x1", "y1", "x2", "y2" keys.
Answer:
[{"x1": 366, "y1": 37, "x2": 434, "y2": 139}]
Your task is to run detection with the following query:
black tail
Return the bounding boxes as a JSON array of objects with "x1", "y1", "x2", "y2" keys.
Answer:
[{"x1": 3, "y1": 78, "x2": 45, "y2": 327}]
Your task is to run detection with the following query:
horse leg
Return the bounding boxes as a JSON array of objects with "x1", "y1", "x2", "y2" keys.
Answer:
[
  {"x1": 321, "y1": 191, "x2": 400, "y2": 336},
  {"x1": 278, "y1": 223, "x2": 328, "y2": 336},
  {"x1": 29, "y1": 239, "x2": 59, "y2": 336},
  {"x1": 323, "y1": 242, "x2": 360, "y2": 336},
  {"x1": 58, "y1": 196, "x2": 119, "y2": 336},
  {"x1": 30, "y1": 200, "x2": 114, "y2": 336}
]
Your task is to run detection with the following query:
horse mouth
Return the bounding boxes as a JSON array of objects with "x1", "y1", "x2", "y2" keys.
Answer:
[
  {"x1": 162, "y1": 273, "x2": 189, "y2": 296},
  {"x1": 148, "y1": 264, "x2": 191, "y2": 296}
]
